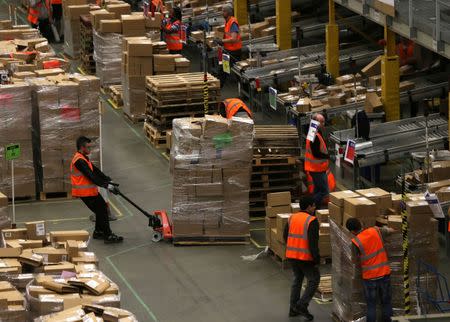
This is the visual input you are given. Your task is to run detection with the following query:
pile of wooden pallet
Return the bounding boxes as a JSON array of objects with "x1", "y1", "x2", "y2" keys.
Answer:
[
  {"x1": 250, "y1": 125, "x2": 301, "y2": 216},
  {"x1": 80, "y1": 14, "x2": 95, "y2": 75},
  {"x1": 145, "y1": 73, "x2": 221, "y2": 147},
  {"x1": 107, "y1": 85, "x2": 123, "y2": 108},
  {"x1": 315, "y1": 275, "x2": 332, "y2": 302}
]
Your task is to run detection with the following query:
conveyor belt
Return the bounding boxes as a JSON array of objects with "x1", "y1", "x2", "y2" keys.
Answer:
[{"x1": 330, "y1": 114, "x2": 449, "y2": 167}]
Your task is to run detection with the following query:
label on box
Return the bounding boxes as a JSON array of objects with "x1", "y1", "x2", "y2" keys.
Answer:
[
  {"x1": 366, "y1": 193, "x2": 376, "y2": 197},
  {"x1": 0, "y1": 261, "x2": 6, "y2": 268},
  {"x1": 86, "y1": 280, "x2": 99, "y2": 289},
  {"x1": 79, "y1": 273, "x2": 95, "y2": 278},
  {"x1": 425, "y1": 192, "x2": 444, "y2": 218},
  {"x1": 36, "y1": 223, "x2": 45, "y2": 236},
  {"x1": 54, "y1": 278, "x2": 66, "y2": 283},
  {"x1": 82, "y1": 264, "x2": 96, "y2": 272},
  {"x1": 42, "y1": 254, "x2": 48, "y2": 263},
  {"x1": 31, "y1": 254, "x2": 43, "y2": 261},
  {"x1": 83, "y1": 252, "x2": 95, "y2": 258},
  {"x1": 83, "y1": 315, "x2": 95, "y2": 322},
  {"x1": 4, "y1": 232, "x2": 11, "y2": 238}
]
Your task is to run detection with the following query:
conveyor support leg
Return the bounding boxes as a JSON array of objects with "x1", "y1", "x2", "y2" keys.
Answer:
[
  {"x1": 326, "y1": 0, "x2": 339, "y2": 78},
  {"x1": 381, "y1": 25, "x2": 400, "y2": 121},
  {"x1": 276, "y1": 0, "x2": 292, "y2": 50},
  {"x1": 234, "y1": 0, "x2": 248, "y2": 25}
]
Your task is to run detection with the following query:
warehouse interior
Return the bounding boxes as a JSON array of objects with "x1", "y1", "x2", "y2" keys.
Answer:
[{"x1": 0, "y1": 0, "x2": 449, "y2": 321}]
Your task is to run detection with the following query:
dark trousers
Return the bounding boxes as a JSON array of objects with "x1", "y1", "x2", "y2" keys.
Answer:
[
  {"x1": 81, "y1": 194, "x2": 112, "y2": 236},
  {"x1": 169, "y1": 49, "x2": 182, "y2": 55},
  {"x1": 362, "y1": 275, "x2": 393, "y2": 322},
  {"x1": 33, "y1": 19, "x2": 53, "y2": 42},
  {"x1": 310, "y1": 171, "x2": 329, "y2": 208},
  {"x1": 290, "y1": 260, "x2": 320, "y2": 310},
  {"x1": 219, "y1": 49, "x2": 241, "y2": 88},
  {"x1": 51, "y1": 4, "x2": 62, "y2": 37}
]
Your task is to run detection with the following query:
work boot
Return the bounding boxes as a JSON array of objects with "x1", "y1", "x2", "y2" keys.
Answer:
[
  {"x1": 104, "y1": 233, "x2": 124, "y2": 244},
  {"x1": 92, "y1": 230, "x2": 104, "y2": 239},
  {"x1": 288, "y1": 307, "x2": 301, "y2": 317},
  {"x1": 298, "y1": 305, "x2": 314, "y2": 321}
]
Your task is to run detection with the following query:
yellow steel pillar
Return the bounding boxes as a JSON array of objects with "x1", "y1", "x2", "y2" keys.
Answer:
[
  {"x1": 381, "y1": 25, "x2": 400, "y2": 121},
  {"x1": 234, "y1": 0, "x2": 248, "y2": 25},
  {"x1": 276, "y1": 0, "x2": 292, "y2": 50},
  {"x1": 326, "y1": 0, "x2": 339, "y2": 78}
]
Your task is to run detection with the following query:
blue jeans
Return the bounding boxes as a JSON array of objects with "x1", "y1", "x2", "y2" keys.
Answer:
[
  {"x1": 362, "y1": 275, "x2": 393, "y2": 322},
  {"x1": 309, "y1": 171, "x2": 329, "y2": 208}
]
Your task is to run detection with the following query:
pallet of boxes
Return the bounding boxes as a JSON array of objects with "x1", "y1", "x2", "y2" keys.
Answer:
[
  {"x1": 329, "y1": 189, "x2": 439, "y2": 320},
  {"x1": 170, "y1": 115, "x2": 254, "y2": 244},
  {"x1": 144, "y1": 72, "x2": 219, "y2": 148},
  {"x1": 265, "y1": 192, "x2": 332, "y2": 268}
]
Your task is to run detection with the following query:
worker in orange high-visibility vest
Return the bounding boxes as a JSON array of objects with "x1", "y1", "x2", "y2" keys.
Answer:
[
  {"x1": 220, "y1": 98, "x2": 252, "y2": 119},
  {"x1": 50, "y1": 0, "x2": 62, "y2": 42},
  {"x1": 151, "y1": 0, "x2": 165, "y2": 13},
  {"x1": 346, "y1": 218, "x2": 394, "y2": 322},
  {"x1": 28, "y1": 0, "x2": 53, "y2": 41},
  {"x1": 304, "y1": 113, "x2": 331, "y2": 208},
  {"x1": 397, "y1": 37, "x2": 416, "y2": 67},
  {"x1": 283, "y1": 196, "x2": 320, "y2": 320},
  {"x1": 162, "y1": 6, "x2": 183, "y2": 54},
  {"x1": 71, "y1": 136, "x2": 123, "y2": 244}
]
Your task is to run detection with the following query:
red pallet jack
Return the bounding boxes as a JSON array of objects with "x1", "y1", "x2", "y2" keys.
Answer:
[{"x1": 115, "y1": 189, "x2": 172, "y2": 242}]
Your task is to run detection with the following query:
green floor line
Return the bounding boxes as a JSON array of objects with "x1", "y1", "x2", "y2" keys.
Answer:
[{"x1": 106, "y1": 243, "x2": 158, "y2": 322}]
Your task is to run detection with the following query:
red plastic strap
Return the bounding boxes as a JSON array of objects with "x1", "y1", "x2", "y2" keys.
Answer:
[{"x1": 43, "y1": 60, "x2": 61, "y2": 69}]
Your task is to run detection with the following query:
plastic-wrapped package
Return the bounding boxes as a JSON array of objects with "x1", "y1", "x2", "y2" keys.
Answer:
[
  {"x1": 28, "y1": 74, "x2": 100, "y2": 195},
  {"x1": 34, "y1": 305, "x2": 137, "y2": 322},
  {"x1": 0, "y1": 83, "x2": 35, "y2": 199},
  {"x1": 0, "y1": 279, "x2": 28, "y2": 321},
  {"x1": 170, "y1": 116, "x2": 254, "y2": 238},
  {"x1": 93, "y1": 30, "x2": 122, "y2": 86}
]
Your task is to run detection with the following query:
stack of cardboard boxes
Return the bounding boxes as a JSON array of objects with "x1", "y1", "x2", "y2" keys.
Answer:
[
  {"x1": 0, "y1": 281, "x2": 27, "y2": 320},
  {"x1": 265, "y1": 192, "x2": 292, "y2": 260},
  {"x1": 170, "y1": 115, "x2": 254, "y2": 240},
  {"x1": 36, "y1": 304, "x2": 137, "y2": 321},
  {"x1": 63, "y1": 1, "x2": 94, "y2": 58},
  {"x1": 0, "y1": 83, "x2": 35, "y2": 199}
]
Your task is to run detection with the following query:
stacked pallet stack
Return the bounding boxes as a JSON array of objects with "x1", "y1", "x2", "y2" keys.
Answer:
[
  {"x1": 144, "y1": 73, "x2": 221, "y2": 148},
  {"x1": 251, "y1": 125, "x2": 300, "y2": 216},
  {"x1": 80, "y1": 14, "x2": 95, "y2": 75},
  {"x1": 63, "y1": 1, "x2": 93, "y2": 58}
]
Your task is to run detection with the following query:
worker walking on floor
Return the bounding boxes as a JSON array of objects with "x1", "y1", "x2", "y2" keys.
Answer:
[
  {"x1": 220, "y1": 98, "x2": 252, "y2": 119},
  {"x1": 346, "y1": 218, "x2": 393, "y2": 322},
  {"x1": 27, "y1": 0, "x2": 53, "y2": 42},
  {"x1": 71, "y1": 136, "x2": 124, "y2": 244},
  {"x1": 283, "y1": 196, "x2": 320, "y2": 320},
  {"x1": 50, "y1": 0, "x2": 62, "y2": 42},
  {"x1": 162, "y1": 7, "x2": 184, "y2": 55},
  {"x1": 304, "y1": 113, "x2": 331, "y2": 208}
]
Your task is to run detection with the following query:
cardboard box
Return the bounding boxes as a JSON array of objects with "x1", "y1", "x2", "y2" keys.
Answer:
[
  {"x1": 0, "y1": 247, "x2": 21, "y2": 258},
  {"x1": 427, "y1": 179, "x2": 450, "y2": 193},
  {"x1": 99, "y1": 19, "x2": 122, "y2": 33},
  {"x1": 373, "y1": 0, "x2": 395, "y2": 17},
  {"x1": 344, "y1": 197, "x2": 377, "y2": 218},
  {"x1": 406, "y1": 201, "x2": 431, "y2": 216},
  {"x1": 153, "y1": 54, "x2": 178, "y2": 72},
  {"x1": 319, "y1": 222, "x2": 330, "y2": 234},
  {"x1": 290, "y1": 203, "x2": 300, "y2": 213},
  {"x1": 43, "y1": 262, "x2": 76, "y2": 274},
  {"x1": 265, "y1": 205, "x2": 291, "y2": 218},
  {"x1": 276, "y1": 213, "x2": 291, "y2": 243},
  {"x1": 267, "y1": 192, "x2": 291, "y2": 207},
  {"x1": 329, "y1": 190, "x2": 360, "y2": 207},
  {"x1": 361, "y1": 56, "x2": 381, "y2": 77},
  {"x1": 296, "y1": 97, "x2": 311, "y2": 113},
  {"x1": 431, "y1": 161, "x2": 450, "y2": 181},
  {"x1": 265, "y1": 216, "x2": 276, "y2": 245},
  {"x1": 270, "y1": 228, "x2": 286, "y2": 259},
  {"x1": 127, "y1": 39, "x2": 153, "y2": 56},
  {"x1": 26, "y1": 221, "x2": 46, "y2": 240},
  {"x1": 364, "y1": 92, "x2": 383, "y2": 113},
  {"x1": 19, "y1": 249, "x2": 44, "y2": 267},
  {"x1": 121, "y1": 15, "x2": 145, "y2": 36},
  {"x1": 33, "y1": 247, "x2": 68, "y2": 263},
  {"x1": 106, "y1": 3, "x2": 131, "y2": 18},
  {"x1": 41, "y1": 280, "x2": 79, "y2": 294},
  {"x1": 343, "y1": 213, "x2": 376, "y2": 229},
  {"x1": 145, "y1": 12, "x2": 162, "y2": 28},
  {"x1": 387, "y1": 215, "x2": 402, "y2": 230},
  {"x1": 90, "y1": 9, "x2": 115, "y2": 30},
  {"x1": 50, "y1": 231, "x2": 90, "y2": 243},
  {"x1": 0, "y1": 259, "x2": 21, "y2": 274},
  {"x1": 17, "y1": 239, "x2": 44, "y2": 249},
  {"x1": 72, "y1": 251, "x2": 98, "y2": 265},
  {"x1": 437, "y1": 187, "x2": 450, "y2": 203},
  {"x1": 2, "y1": 228, "x2": 27, "y2": 240},
  {"x1": 369, "y1": 75, "x2": 382, "y2": 88},
  {"x1": 328, "y1": 202, "x2": 343, "y2": 225},
  {"x1": 356, "y1": 188, "x2": 392, "y2": 216}
]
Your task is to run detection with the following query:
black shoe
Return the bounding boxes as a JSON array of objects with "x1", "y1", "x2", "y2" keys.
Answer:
[
  {"x1": 92, "y1": 231, "x2": 104, "y2": 239},
  {"x1": 104, "y1": 233, "x2": 124, "y2": 244},
  {"x1": 298, "y1": 306, "x2": 314, "y2": 321},
  {"x1": 289, "y1": 307, "x2": 301, "y2": 317}
]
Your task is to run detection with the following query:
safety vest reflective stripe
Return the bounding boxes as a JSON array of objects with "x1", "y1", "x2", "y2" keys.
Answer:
[
  {"x1": 304, "y1": 157, "x2": 328, "y2": 164},
  {"x1": 361, "y1": 261, "x2": 390, "y2": 272},
  {"x1": 353, "y1": 236, "x2": 366, "y2": 256},
  {"x1": 165, "y1": 21, "x2": 183, "y2": 51},
  {"x1": 288, "y1": 233, "x2": 305, "y2": 239},
  {"x1": 286, "y1": 246, "x2": 311, "y2": 254},
  {"x1": 360, "y1": 248, "x2": 387, "y2": 261},
  {"x1": 223, "y1": 98, "x2": 252, "y2": 119},
  {"x1": 70, "y1": 152, "x2": 98, "y2": 197},
  {"x1": 72, "y1": 184, "x2": 97, "y2": 189},
  {"x1": 285, "y1": 212, "x2": 315, "y2": 261}
]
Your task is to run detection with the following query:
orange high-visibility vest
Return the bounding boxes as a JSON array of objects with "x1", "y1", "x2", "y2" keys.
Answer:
[
  {"x1": 286, "y1": 212, "x2": 317, "y2": 261},
  {"x1": 223, "y1": 98, "x2": 252, "y2": 119},
  {"x1": 397, "y1": 41, "x2": 414, "y2": 65},
  {"x1": 51, "y1": 0, "x2": 62, "y2": 4},
  {"x1": 28, "y1": 0, "x2": 51, "y2": 25},
  {"x1": 70, "y1": 152, "x2": 98, "y2": 197},
  {"x1": 151, "y1": 0, "x2": 164, "y2": 12},
  {"x1": 304, "y1": 132, "x2": 329, "y2": 172},
  {"x1": 223, "y1": 16, "x2": 242, "y2": 51},
  {"x1": 352, "y1": 227, "x2": 391, "y2": 280},
  {"x1": 306, "y1": 169, "x2": 336, "y2": 194},
  {"x1": 164, "y1": 20, "x2": 183, "y2": 51}
]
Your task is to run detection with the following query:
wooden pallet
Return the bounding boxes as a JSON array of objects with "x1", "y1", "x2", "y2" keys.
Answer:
[
  {"x1": 315, "y1": 275, "x2": 333, "y2": 302},
  {"x1": 173, "y1": 235, "x2": 250, "y2": 246},
  {"x1": 8, "y1": 195, "x2": 36, "y2": 202},
  {"x1": 253, "y1": 156, "x2": 296, "y2": 166},
  {"x1": 108, "y1": 85, "x2": 123, "y2": 107},
  {"x1": 39, "y1": 191, "x2": 72, "y2": 201},
  {"x1": 123, "y1": 111, "x2": 145, "y2": 124},
  {"x1": 269, "y1": 249, "x2": 290, "y2": 269},
  {"x1": 143, "y1": 122, "x2": 166, "y2": 148}
]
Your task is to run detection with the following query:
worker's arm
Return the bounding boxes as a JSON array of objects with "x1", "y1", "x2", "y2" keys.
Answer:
[
  {"x1": 74, "y1": 159, "x2": 109, "y2": 188},
  {"x1": 223, "y1": 22, "x2": 240, "y2": 44},
  {"x1": 311, "y1": 135, "x2": 329, "y2": 159},
  {"x1": 283, "y1": 221, "x2": 289, "y2": 243},
  {"x1": 92, "y1": 164, "x2": 112, "y2": 183},
  {"x1": 162, "y1": 19, "x2": 180, "y2": 34},
  {"x1": 308, "y1": 219, "x2": 320, "y2": 264},
  {"x1": 380, "y1": 226, "x2": 395, "y2": 239}
]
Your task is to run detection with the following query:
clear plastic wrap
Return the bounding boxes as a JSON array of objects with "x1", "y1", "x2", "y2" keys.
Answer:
[
  {"x1": 63, "y1": 17, "x2": 81, "y2": 58},
  {"x1": 170, "y1": 116, "x2": 254, "y2": 238},
  {"x1": 27, "y1": 74, "x2": 100, "y2": 194},
  {"x1": 0, "y1": 278, "x2": 28, "y2": 321},
  {"x1": 330, "y1": 214, "x2": 439, "y2": 320},
  {"x1": 34, "y1": 305, "x2": 137, "y2": 322},
  {"x1": 0, "y1": 83, "x2": 36, "y2": 198},
  {"x1": 93, "y1": 30, "x2": 122, "y2": 86}
]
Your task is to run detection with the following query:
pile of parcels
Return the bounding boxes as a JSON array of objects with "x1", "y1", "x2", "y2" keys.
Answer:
[
  {"x1": 405, "y1": 160, "x2": 450, "y2": 201},
  {"x1": 264, "y1": 191, "x2": 331, "y2": 262},
  {"x1": 170, "y1": 115, "x2": 254, "y2": 239},
  {"x1": 0, "y1": 21, "x2": 40, "y2": 41},
  {"x1": 0, "y1": 210, "x2": 138, "y2": 320},
  {"x1": 328, "y1": 189, "x2": 439, "y2": 320},
  {"x1": 0, "y1": 70, "x2": 100, "y2": 199},
  {"x1": 277, "y1": 56, "x2": 416, "y2": 113},
  {"x1": 190, "y1": 12, "x2": 300, "y2": 48}
]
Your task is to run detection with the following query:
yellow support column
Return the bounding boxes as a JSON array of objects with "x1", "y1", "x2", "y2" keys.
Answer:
[
  {"x1": 234, "y1": 0, "x2": 248, "y2": 25},
  {"x1": 381, "y1": 25, "x2": 400, "y2": 121},
  {"x1": 276, "y1": 0, "x2": 292, "y2": 50},
  {"x1": 326, "y1": 0, "x2": 339, "y2": 78}
]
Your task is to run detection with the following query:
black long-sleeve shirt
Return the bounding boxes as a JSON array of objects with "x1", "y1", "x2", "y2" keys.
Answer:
[
  {"x1": 311, "y1": 130, "x2": 329, "y2": 160},
  {"x1": 283, "y1": 216, "x2": 320, "y2": 264},
  {"x1": 74, "y1": 157, "x2": 110, "y2": 188}
]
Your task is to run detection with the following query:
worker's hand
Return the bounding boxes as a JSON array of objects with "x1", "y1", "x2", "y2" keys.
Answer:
[{"x1": 107, "y1": 184, "x2": 119, "y2": 195}]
